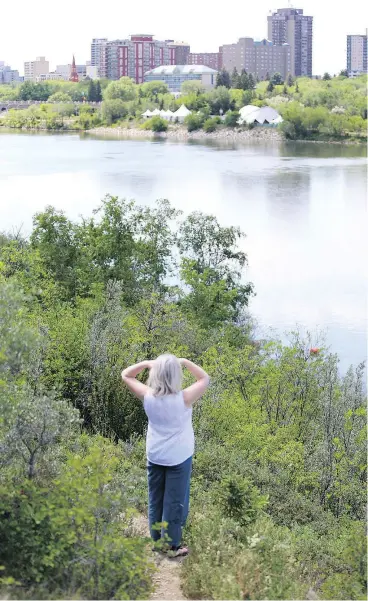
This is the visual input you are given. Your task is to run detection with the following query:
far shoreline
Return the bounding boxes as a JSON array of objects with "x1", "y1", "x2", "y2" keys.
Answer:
[{"x1": 85, "y1": 124, "x2": 367, "y2": 145}]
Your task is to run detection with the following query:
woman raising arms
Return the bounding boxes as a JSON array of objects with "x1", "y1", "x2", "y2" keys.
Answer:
[{"x1": 121, "y1": 354, "x2": 209, "y2": 557}]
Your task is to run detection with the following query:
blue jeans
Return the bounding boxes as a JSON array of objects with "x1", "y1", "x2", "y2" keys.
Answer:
[{"x1": 147, "y1": 455, "x2": 192, "y2": 548}]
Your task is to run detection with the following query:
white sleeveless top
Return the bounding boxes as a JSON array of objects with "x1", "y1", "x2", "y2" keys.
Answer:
[{"x1": 143, "y1": 391, "x2": 194, "y2": 466}]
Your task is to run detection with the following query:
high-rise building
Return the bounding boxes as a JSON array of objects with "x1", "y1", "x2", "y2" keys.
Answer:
[
  {"x1": 347, "y1": 32, "x2": 367, "y2": 75},
  {"x1": 267, "y1": 8, "x2": 313, "y2": 77},
  {"x1": 188, "y1": 52, "x2": 222, "y2": 70},
  {"x1": 102, "y1": 35, "x2": 172, "y2": 83},
  {"x1": 222, "y1": 37, "x2": 291, "y2": 80},
  {"x1": 24, "y1": 56, "x2": 49, "y2": 81},
  {"x1": 0, "y1": 61, "x2": 21, "y2": 83},
  {"x1": 91, "y1": 38, "x2": 108, "y2": 78},
  {"x1": 165, "y1": 41, "x2": 190, "y2": 65}
]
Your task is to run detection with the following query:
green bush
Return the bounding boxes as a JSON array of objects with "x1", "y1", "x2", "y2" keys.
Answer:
[
  {"x1": 184, "y1": 113, "x2": 205, "y2": 132},
  {"x1": 203, "y1": 117, "x2": 219, "y2": 133},
  {"x1": 216, "y1": 475, "x2": 268, "y2": 526},
  {"x1": 101, "y1": 99, "x2": 127, "y2": 125},
  {"x1": 0, "y1": 436, "x2": 154, "y2": 600},
  {"x1": 224, "y1": 110, "x2": 240, "y2": 127},
  {"x1": 141, "y1": 116, "x2": 168, "y2": 132}
]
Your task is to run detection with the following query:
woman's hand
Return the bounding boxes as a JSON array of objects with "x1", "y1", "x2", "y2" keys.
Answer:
[{"x1": 145, "y1": 360, "x2": 155, "y2": 370}]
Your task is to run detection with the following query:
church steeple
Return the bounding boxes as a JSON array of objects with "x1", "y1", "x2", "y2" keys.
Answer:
[{"x1": 69, "y1": 55, "x2": 79, "y2": 82}]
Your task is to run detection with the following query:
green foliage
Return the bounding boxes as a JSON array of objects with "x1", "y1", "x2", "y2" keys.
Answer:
[
  {"x1": 184, "y1": 112, "x2": 205, "y2": 132},
  {"x1": 104, "y1": 77, "x2": 137, "y2": 102},
  {"x1": 216, "y1": 68, "x2": 231, "y2": 88},
  {"x1": 271, "y1": 72, "x2": 283, "y2": 85},
  {"x1": 180, "y1": 80, "x2": 204, "y2": 95},
  {"x1": 323, "y1": 72, "x2": 332, "y2": 80},
  {"x1": 101, "y1": 98, "x2": 127, "y2": 125},
  {"x1": 47, "y1": 92, "x2": 72, "y2": 103},
  {"x1": 140, "y1": 81, "x2": 169, "y2": 97},
  {"x1": 217, "y1": 476, "x2": 268, "y2": 526},
  {"x1": 0, "y1": 436, "x2": 154, "y2": 600},
  {"x1": 203, "y1": 117, "x2": 219, "y2": 132},
  {"x1": 224, "y1": 110, "x2": 240, "y2": 127},
  {"x1": 0, "y1": 188, "x2": 366, "y2": 601},
  {"x1": 141, "y1": 116, "x2": 168, "y2": 132}
]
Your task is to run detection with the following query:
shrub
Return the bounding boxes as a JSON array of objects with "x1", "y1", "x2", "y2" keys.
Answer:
[
  {"x1": 101, "y1": 99, "x2": 127, "y2": 125},
  {"x1": 184, "y1": 113, "x2": 205, "y2": 132},
  {"x1": 0, "y1": 436, "x2": 154, "y2": 600},
  {"x1": 224, "y1": 110, "x2": 240, "y2": 127},
  {"x1": 203, "y1": 117, "x2": 218, "y2": 133},
  {"x1": 142, "y1": 116, "x2": 168, "y2": 132},
  {"x1": 216, "y1": 475, "x2": 268, "y2": 527}
]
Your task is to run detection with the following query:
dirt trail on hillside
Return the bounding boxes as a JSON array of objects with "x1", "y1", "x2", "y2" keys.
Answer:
[{"x1": 132, "y1": 514, "x2": 186, "y2": 600}]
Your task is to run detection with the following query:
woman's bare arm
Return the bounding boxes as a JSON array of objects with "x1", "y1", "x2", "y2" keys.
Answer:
[
  {"x1": 179, "y1": 358, "x2": 210, "y2": 407},
  {"x1": 121, "y1": 360, "x2": 153, "y2": 400}
]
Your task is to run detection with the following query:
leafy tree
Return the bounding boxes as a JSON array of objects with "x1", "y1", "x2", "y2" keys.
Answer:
[
  {"x1": 95, "y1": 80, "x2": 102, "y2": 101},
  {"x1": 271, "y1": 72, "x2": 283, "y2": 85},
  {"x1": 206, "y1": 86, "x2": 233, "y2": 114},
  {"x1": 231, "y1": 67, "x2": 241, "y2": 89},
  {"x1": 323, "y1": 72, "x2": 332, "y2": 80},
  {"x1": 203, "y1": 117, "x2": 219, "y2": 132},
  {"x1": 87, "y1": 79, "x2": 96, "y2": 101},
  {"x1": 267, "y1": 80, "x2": 274, "y2": 92},
  {"x1": 104, "y1": 76, "x2": 137, "y2": 101},
  {"x1": 141, "y1": 80, "x2": 169, "y2": 97},
  {"x1": 287, "y1": 74, "x2": 294, "y2": 87},
  {"x1": 101, "y1": 98, "x2": 127, "y2": 125},
  {"x1": 47, "y1": 91, "x2": 72, "y2": 103},
  {"x1": 339, "y1": 69, "x2": 349, "y2": 77},
  {"x1": 283, "y1": 84, "x2": 288, "y2": 95},
  {"x1": 224, "y1": 110, "x2": 240, "y2": 127},
  {"x1": 248, "y1": 73, "x2": 255, "y2": 89},
  {"x1": 18, "y1": 81, "x2": 51, "y2": 101},
  {"x1": 216, "y1": 68, "x2": 231, "y2": 88},
  {"x1": 142, "y1": 116, "x2": 168, "y2": 132},
  {"x1": 265, "y1": 71, "x2": 270, "y2": 81},
  {"x1": 181, "y1": 80, "x2": 205, "y2": 95},
  {"x1": 184, "y1": 113, "x2": 205, "y2": 132}
]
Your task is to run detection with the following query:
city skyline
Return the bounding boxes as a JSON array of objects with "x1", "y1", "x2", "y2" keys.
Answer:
[{"x1": 0, "y1": 0, "x2": 366, "y2": 76}]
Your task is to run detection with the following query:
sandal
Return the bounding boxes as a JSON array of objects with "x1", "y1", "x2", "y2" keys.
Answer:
[{"x1": 167, "y1": 545, "x2": 189, "y2": 558}]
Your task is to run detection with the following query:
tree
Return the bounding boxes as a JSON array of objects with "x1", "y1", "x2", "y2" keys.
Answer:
[
  {"x1": 142, "y1": 116, "x2": 168, "y2": 132},
  {"x1": 224, "y1": 110, "x2": 240, "y2": 127},
  {"x1": 339, "y1": 69, "x2": 348, "y2": 77},
  {"x1": 231, "y1": 67, "x2": 241, "y2": 89},
  {"x1": 271, "y1": 72, "x2": 283, "y2": 85},
  {"x1": 287, "y1": 74, "x2": 294, "y2": 87},
  {"x1": 181, "y1": 80, "x2": 204, "y2": 95},
  {"x1": 267, "y1": 80, "x2": 274, "y2": 92},
  {"x1": 207, "y1": 86, "x2": 232, "y2": 114},
  {"x1": 47, "y1": 91, "x2": 72, "y2": 103},
  {"x1": 101, "y1": 98, "x2": 127, "y2": 125},
  {"x1": 265, "y1": 72, "x2": 270, "y2": 81},
  {"x1": 87, "y1": 80, "x2": 96, "y2": 102},
  {"x1": 295, "y1": 81, "x2": 299, "y2": 92},
  {"x1": 323, "y1": 72, "x2": 332, "y2": 80},
  {"x1": 104, "y1": 77, "x2": 137, "y2": 101},
  {"x1": 240, "y1": 69, "x2": 250, "y2": 90},
  {"x1": 283, "y1": 85, "x2": 288, "y2": 95},
  {"x1": 248, "y1": 73, "x2": 255, "y2": 89},
  {"x1": 141, "y1": 80, "x2": 169, "y2": 97},
  {"x1": 95, "y1": 80, "x2": 102, "y2": 101},
  {"x1": 216, "y1": 68, "x2": 231, "y2": 89}
]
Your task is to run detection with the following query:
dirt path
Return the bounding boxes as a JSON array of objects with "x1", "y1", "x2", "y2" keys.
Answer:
[{"x1": 132, "y1": 514, "x2": 186, "y2": 601}]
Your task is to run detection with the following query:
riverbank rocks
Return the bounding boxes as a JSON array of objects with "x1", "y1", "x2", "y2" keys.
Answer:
[{"x1": 87, "y1": 125, "x2": 284, "y2": 143}]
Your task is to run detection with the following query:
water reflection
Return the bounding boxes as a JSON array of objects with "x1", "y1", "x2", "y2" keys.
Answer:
[{"x1": 0, "y1": 131, "x2": 366, "y2": 372}]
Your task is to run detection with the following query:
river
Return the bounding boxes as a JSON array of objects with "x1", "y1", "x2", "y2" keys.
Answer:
[{"x1": 0, "y1": 131, "x2": 366, "y2": 373}]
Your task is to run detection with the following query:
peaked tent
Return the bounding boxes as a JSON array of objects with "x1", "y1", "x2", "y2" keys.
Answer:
[
  {"x1": 172, "y1": 104, "x2": 192, "y2": 121},
  {"x1": 142, "y1": 109, "x2": 153, "y2": 118}
]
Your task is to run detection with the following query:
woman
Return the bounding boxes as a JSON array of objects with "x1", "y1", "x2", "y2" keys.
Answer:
[{"x1": 121, "y1": 354, "x2": 209, "y2": 557}]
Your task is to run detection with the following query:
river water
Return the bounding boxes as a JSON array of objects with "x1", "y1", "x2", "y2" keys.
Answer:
[{"x1": 0, "y1": 131, "x2": 366, "y2": 373}]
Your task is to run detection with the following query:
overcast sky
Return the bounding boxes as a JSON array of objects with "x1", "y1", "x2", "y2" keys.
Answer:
[{"x1": 1, "y1": 0, "x2": 367, "y2": 76}]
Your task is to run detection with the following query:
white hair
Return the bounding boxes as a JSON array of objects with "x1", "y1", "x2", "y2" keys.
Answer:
[{"x1": 148, "y1": 354, "x2": 182, "y2": 397}]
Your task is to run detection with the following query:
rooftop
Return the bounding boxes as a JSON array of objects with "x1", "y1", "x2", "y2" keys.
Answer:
[{"x1": 145, "y1": 64, "x2": 217, "y2": 75}]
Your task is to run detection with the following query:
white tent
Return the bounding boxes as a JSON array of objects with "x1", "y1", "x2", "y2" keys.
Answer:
[
  {"x1": 151, "y1": 108, "x2": 161, "y2": 116},
  {"x1": 142, "y1": 109, "x2": 153, "y2": 118},
  {"x1": 238, "y1": 105, "x2": 281, "y2": 125},
  {"x1": 159, "y1": 109, "x2": 174, "y2": 121},
  {"x1": 172, "y1": 104, "x2": 192, "y2": 122}
]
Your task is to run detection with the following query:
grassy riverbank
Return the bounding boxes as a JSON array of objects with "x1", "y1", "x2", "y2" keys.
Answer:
[{"x1": 1, "y1": 73, "x2": 366, "y2": 142}]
